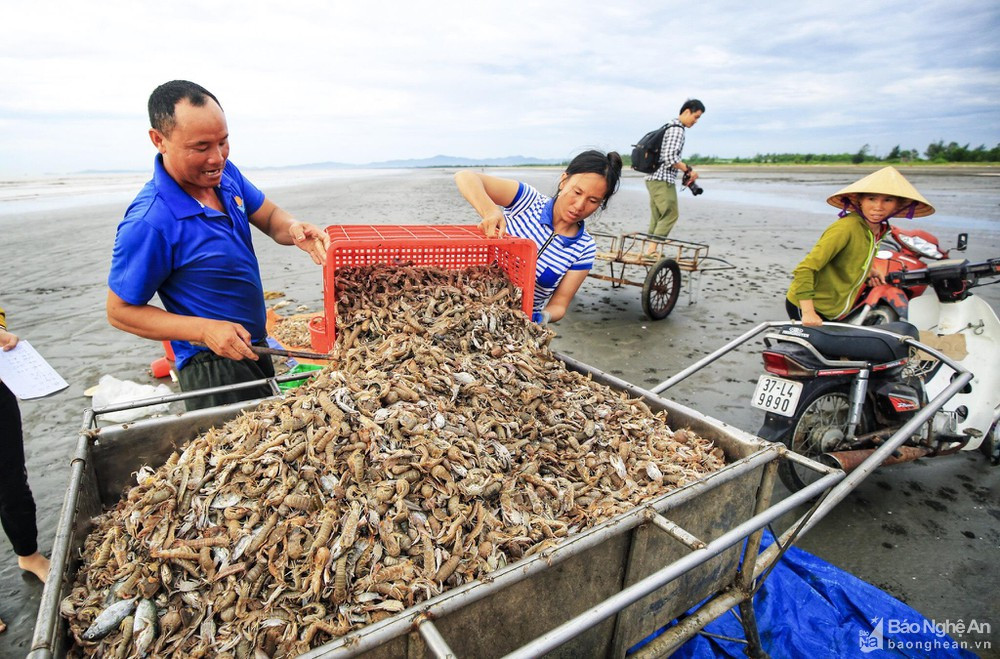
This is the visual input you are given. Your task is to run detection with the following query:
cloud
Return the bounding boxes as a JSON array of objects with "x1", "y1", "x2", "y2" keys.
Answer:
[{"x1": 0, "y1": 0, "x2": 998, "y2": 175}]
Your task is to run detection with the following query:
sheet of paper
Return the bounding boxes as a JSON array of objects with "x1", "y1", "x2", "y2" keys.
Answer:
[{"x1": 0, "y1": 339, "x2": 69, "y2": 400}]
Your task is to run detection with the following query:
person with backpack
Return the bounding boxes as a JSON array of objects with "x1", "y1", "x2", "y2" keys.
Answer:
[
  {"x1": 455, "y1": 150, "x2": 623, "y2": 324},
  {"x1": 642, "y1": 99, "x2": 705, "y2": 254}
]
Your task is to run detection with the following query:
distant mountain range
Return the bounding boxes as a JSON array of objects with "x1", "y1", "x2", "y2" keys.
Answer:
[
  {"x1": 73, "y1": 155, "x2": 561, "y2": 177},
  {"x1": 293, "y1": 155, "x2": 560, "y2": 169}
]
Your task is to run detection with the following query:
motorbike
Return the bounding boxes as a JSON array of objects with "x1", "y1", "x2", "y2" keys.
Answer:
[
  {"x1": 754, "y1": 257, "x2": 1000, "y2": 492},
  {"x1": 842, "y1": 226, "x2": 967, "y2": 326}
]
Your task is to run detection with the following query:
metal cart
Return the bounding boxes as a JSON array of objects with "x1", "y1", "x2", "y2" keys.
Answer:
[
  {"x1": 28, "y1": 329, "x2": 971, "y2": 658},
  {"x1": 588, "y1": 232, "x2": 735, "y2": 320}
]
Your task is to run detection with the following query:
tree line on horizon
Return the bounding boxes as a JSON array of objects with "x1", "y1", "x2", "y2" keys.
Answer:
[{"x1": 681, "y1": 140, "x2": 1000, "y2": 166}]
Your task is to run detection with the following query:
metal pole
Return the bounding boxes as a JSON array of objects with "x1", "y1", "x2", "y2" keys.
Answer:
[
  {"x1": 28, "y1": 432, "x2": 92, "y2": 659},
  {"x1": 737, "y1": 600, "x2": 768, "y2": 659},
  {"x1": 737, "y1": 459, "x2": 778, "y2": 590},
  {"x1": 417, "y1": 619, "x2": 456, "y2": 659},
  {"x1": 501, "y1": 471, "x2": 842, "y2": 659},
  {"x1": 650, "y1": 319, "x2": 938, "y2": 395},
  {"x1": 646, "y1": 512, "x2": 706, "y2": 550},
  {"x1": 631, "y1": 460, "x2": 780, "y2": 659},
  {"x1": 90, "y1": 370, "x2": 322, "y2": 416},
  {"x1": 781, "y1": 446, "x2": 836, "y2": 471},
  {"x1": 651, "y1": 321, "x2": 773, "y2": 394},
  {"x1": 629, "y1": 588, "x2": 748, "y2": 659}
]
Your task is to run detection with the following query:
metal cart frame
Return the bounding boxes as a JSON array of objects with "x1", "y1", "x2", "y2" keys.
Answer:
[
  {"x1": 29, "y1": 330, "x2": 970, "y2": 658},
  {"x1": 588, "y1": 232, "x2": 734, "y2": 320}
]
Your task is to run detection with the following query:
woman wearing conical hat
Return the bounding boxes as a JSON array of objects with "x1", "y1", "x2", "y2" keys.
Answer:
[{"x1": 786, "y1": 166, "x2": 934, "y2": 326}]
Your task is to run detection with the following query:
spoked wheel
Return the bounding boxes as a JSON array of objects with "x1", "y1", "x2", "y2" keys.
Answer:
[
  {"x1": 641, "y1": 258, "x2": 681, "y2": 320},
  {"x1": 778, "y1": 390, "x2": 870, "y2": 492}
]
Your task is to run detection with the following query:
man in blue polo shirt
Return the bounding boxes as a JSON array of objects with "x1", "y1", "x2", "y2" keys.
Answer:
[{"x1": 107, "y1": 80, "x2": 330, "y2": 409}]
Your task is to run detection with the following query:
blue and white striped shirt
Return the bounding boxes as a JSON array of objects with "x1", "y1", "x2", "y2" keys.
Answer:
[{"x1": 504, "y1": 183, "x2": 596, "y2": 313}]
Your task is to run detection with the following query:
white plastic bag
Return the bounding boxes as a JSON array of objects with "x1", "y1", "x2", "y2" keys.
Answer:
[{"x1": 89, "y1": 374, "x2": 173, "y2": 423}]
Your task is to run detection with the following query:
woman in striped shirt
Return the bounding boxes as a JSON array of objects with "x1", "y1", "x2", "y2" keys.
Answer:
[{"x1": 455, "y1": 150, "x2": 622, "y2": 324}]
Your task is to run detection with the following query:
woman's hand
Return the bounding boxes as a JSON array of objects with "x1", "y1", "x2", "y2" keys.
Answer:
[
  {"x1": 478, "y1": 208, "x2": 507, "y2": 239},
  {"x1": 0, "y1": 328, "x2": 19, "y2": 351},
  {"x1": 800, "y1": 309, "x2": 824, "y2": 327},
  {"x1": 531, "y1": 310, "x2": 551, "y2": 325},
  {"x1": 798, "y1": 299, "x2": 823, "y2": 327},
  {"x1": 866, "y1": 271, "x2": 886, "y2": 287},
  {"x1": 455, "y1": 171, "x2": 518, "y2": 238}
]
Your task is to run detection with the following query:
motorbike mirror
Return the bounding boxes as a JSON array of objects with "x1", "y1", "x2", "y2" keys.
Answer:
[{"x1": 956, "y1": 233, "x2": 968, "y2": 252}]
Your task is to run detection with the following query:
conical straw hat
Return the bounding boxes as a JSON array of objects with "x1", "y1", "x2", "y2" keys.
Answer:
[{"x1": 826, "y1": 166, "x2": 935, "y2": 218}]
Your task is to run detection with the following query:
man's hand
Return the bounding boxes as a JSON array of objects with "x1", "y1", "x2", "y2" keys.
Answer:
[
  {"x1": 249, "y1": 201, "x2": 329, "y2": 265},
  {"x1": 201, "y1": 320, "x2": 258, "y2": 360},
  {"x1": 288, "y1": 221, "x2": 330, "y2": 266},
  {"x1": 478, "y1": 209, "x2": 507, "y2": 239},
  {"x1": 0, "y1": 328, "x2": 19, "y2": 351}
]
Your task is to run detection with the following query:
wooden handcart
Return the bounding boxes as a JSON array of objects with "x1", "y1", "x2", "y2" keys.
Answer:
[{"x1": 588, "y1": 232, "x2": 735, "y2": 320}]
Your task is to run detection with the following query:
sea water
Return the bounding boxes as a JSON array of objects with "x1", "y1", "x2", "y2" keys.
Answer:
[{"x1": 0, "y1": 167, "x2": 405, "y2": 218}]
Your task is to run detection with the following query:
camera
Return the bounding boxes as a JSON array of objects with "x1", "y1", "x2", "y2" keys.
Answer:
[{"x1": 682, "y1": 171, "x2": 704, "y2": 196}]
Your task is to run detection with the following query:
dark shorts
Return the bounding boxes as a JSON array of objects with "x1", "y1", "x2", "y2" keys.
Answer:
[{"x1": 177, "y1": 340, "x2": 276, "y2": 411}]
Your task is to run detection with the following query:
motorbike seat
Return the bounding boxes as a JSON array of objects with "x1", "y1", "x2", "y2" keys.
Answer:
[{"x1": 775, "y1": 322, "x2": 918, "y2": 364}]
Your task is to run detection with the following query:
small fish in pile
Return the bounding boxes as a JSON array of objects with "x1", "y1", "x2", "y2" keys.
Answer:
[{"x1": 62, "y1": 263, "x2": 726, "y2": 657}]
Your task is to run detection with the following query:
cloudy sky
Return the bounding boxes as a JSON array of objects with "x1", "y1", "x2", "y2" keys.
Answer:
[{"x1": 1, "y1": 0, "x2": 997, "y2": 176}]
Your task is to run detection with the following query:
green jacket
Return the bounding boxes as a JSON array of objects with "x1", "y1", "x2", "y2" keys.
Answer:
[{"x1": 787, "y1": 213, "x2": 883, "y2": 320}]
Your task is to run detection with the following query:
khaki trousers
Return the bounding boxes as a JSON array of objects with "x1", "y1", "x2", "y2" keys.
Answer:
[{"x1": 646, "y1": 179, "x2": 680, "y2": 238}]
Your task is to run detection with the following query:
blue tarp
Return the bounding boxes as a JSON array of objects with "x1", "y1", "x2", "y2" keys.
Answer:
[{"x1": 644, "y1": 531, "x2": 980, "y2": 658}]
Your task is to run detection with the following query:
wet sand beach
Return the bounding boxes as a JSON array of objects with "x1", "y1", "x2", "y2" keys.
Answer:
[{"x1": 1, "y1": 165, "x2": 998, "y2": 654}]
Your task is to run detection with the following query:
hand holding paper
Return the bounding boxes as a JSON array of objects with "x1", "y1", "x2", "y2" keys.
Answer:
[{"x1": 0, "y1": 339, "x2": 68, "y2": 399}]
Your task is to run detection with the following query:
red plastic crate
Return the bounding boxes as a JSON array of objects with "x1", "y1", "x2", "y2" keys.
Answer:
[{"x1": 309, "y1": 225, "x2": 537, "y2": 352}]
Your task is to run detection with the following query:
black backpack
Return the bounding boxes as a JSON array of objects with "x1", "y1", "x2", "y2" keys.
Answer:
[{"x1": 631, "y1": 122, "x2": 678, "y2": 174}]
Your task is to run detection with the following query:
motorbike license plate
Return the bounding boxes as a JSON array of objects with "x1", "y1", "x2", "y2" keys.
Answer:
[{"x1": 751, "y1": 375, "x2": 803, "y2": 417}]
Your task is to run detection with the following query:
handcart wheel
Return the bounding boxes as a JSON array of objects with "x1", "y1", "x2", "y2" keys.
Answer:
[{"x1": 641, "y1": 258, "x2": 681, "y2": 320}]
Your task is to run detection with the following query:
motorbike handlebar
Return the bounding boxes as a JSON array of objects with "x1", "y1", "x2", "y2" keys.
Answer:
[{"x1": 885, "y1": 257, "x2": 1000, "y2": 287}]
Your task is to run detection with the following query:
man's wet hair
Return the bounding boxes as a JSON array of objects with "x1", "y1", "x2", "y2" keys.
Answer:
[
  {"x1": 680, "y1": 99, "x2": 705, "y2": 115},
  {"x1": 148, "y1": 80, "x2": 222, "y2": 136}
]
